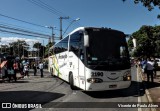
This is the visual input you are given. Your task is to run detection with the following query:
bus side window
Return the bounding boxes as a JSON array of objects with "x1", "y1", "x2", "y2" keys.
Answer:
[
  {"x1": 62, "y1": 36, "x2": 69, "y2": 51},
  {"x1": 54, "y1": 43, "x2": 62, "y2": 54}
]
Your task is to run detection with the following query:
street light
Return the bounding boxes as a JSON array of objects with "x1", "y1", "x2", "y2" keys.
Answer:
[{"x1": 62, "y1": 18, "x2": 80, "y2": 38}]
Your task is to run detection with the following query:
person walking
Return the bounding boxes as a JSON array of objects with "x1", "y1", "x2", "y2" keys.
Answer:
[
  {"x1": 39, "y1": 62, "x2": 44, "y2": 78},
  {"x1": 146, "y1": 58, "x2": 154, "y2": 83}
]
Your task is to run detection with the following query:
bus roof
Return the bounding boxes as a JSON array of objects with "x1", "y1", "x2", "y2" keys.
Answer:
[
  {"x1": 50, "y1": 27, "x2": 124, "y2": 50},
  {"x1": 68, "y1": 27, "x2": 124, "y2": 35}
]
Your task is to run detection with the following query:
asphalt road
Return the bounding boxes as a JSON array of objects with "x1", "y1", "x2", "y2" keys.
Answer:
[{"x1": 0, "y1": 67, "x2": 149, "y2": 111}]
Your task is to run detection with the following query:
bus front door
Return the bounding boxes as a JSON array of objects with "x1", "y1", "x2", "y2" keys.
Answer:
[{"x1": 78, "y1": 50, "x2": 86, "y2": 90}]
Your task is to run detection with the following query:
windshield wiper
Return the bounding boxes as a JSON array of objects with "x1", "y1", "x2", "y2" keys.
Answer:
[{"x1": 92, "y1": 60, "x2": 109, "y2": 69}]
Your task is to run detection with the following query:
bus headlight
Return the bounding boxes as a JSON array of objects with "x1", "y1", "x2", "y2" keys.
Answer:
[
  {"x1": 87, "y1": 78, "x2": 103, "y2": 83},
  {"x1": 123, "y1": 71, "x2": 131, "y2": 81}
]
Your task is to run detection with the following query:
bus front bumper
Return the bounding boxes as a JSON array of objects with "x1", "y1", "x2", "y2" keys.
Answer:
[{"x1": 85, "y1": 81, "x2": 131, "y2": 91}]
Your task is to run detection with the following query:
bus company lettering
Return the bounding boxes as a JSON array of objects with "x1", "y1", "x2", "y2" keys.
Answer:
[
  {"x1": 59, "y1": 63, "x2": 67, "y2": 68},
  {"x1": 59, "y1": 54, "x2": 67, "y2": 59}
]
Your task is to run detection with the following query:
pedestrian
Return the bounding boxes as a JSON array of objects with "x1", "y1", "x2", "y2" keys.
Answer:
[
  {"x1": 1, "y1": 64, "x2": 8, "y2": 82},
  {"x1": 33, "y1": 62, "x2": 37, "y2": 76},
  {"x1": 141, "y1": 58, "x2": 147, "y2": 74},
  {"x1": 7, "y1": 66, "x2": 15, "y2": 82},
  {"x1": 146, "y1": 58, "x2": 154, "y2": 83},
  {"x1": 153, "y1": 58, "x2": 158, "y2": 78},
  {"x1": 23, "y1": 64, "x2": 29, "y2": 78},
  {"x1": 13, "y1": 61, "x2": 19, "y2": 81},
  {"x1": 39, "y1": 62, "x2": 44, "y2": 78},
  {"x1": 19, "y1": 62, "x2": 24, "y2": 77}
]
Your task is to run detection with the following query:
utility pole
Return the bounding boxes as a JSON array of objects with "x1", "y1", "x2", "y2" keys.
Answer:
[
  {"x1": 45, "y1": 26, "x2": 56, "y2": 45},
  {"x1": 43, "y1": 40, "x2": 44, "y2": 59},
  {"x1": 18, "y1": 40, "x2": 20, "y2": 58},
  {"x1": 59, "y1": 16, "x2": 69, "y2": 40}
]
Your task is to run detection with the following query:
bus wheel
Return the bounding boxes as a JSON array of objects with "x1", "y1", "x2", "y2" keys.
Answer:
[
  {"x1": 69, "y1": 74, "x2": 76, "y2": 90},
  {"x1": 50, "y1": 68, "x2": 55, "y2": 77}
]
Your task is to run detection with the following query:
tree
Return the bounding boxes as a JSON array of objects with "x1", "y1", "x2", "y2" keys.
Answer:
[
  {"x1": 0, "y1": 44, "x2": 9, "y2": 53},
  {"x1": 33, "y1": 42, "x2": 46, "y2": 58},
  {"x1": 9, "y1": 40, "x2": 29, "y2": 57},
  {"x1": 45, "y1": 42, "x2": 53, "y2": 57},
  {"x1": 128, "y1": 25, "x2": 160, "y2": 57},
  {"x1": 123, "y1": 0, "x2": 160, "y2": 19}
]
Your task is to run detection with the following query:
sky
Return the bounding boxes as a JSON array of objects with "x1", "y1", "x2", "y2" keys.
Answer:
[{"x1": 0, "y1": 0, "x2": 160, "y2": 46}]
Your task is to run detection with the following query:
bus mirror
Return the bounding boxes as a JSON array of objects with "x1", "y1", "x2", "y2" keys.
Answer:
[{"x1": 84, "y1": 35, "x2": 89, "y2": 47}]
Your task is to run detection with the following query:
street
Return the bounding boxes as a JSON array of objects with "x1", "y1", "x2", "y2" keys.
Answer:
[{"x1": 0, "y1": 66, "x2": 150, "y2": 111}]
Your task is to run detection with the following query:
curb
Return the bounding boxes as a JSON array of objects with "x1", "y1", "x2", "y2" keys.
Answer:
[{"x1": 138, "y1": 67, "x2": 157, "y2": 111}]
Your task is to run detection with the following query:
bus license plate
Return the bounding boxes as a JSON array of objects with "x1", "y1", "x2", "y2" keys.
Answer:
[{"x1": 109, "y1": 84, "x2": 117, "y2": 88}]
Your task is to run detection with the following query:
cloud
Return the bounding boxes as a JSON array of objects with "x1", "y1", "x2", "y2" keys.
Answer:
[{"x1": 0, "y1": 37, "x2": 40, "y2": 46}]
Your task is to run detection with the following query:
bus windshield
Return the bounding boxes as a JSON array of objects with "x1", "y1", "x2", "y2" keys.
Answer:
[{"x1": 86, "y1": 28, "x2": 130, "y2": 71}]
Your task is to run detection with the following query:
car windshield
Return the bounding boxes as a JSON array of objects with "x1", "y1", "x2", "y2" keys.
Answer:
[{"x1": 85, "y1": 28, "x2": 130, "y2": 71}]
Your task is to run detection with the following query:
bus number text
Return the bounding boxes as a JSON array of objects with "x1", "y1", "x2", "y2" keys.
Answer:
[{"x1": 91, "y1": 72, "x2": 103, "y2": 77}]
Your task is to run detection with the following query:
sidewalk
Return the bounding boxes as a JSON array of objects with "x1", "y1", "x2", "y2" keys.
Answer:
[
  {"x1": 139, "y1": 67, "x2": 160, "y2": 111},
  {"x1": 0, "y1": 69, "x2": 50, "y2": 82}
]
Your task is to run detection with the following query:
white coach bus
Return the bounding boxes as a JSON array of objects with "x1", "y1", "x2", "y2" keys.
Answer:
[{"x1": 48, "y1": 27, "x2": 131, "y2": 91}]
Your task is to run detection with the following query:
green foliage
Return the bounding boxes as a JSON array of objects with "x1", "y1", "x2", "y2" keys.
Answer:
[
  {"x1": 45, "y1": 42, "x2": 53, "y2": 57},
  {"x1": 128, "y1": 25, "x2": 160, "y2": 57},
  {"x1": 9, "y1": 40, "x2": 29, "y2": 57},
  {"x1": 33, "y1": 42, "x2": 46, "y2": 58},
  {"x1": 123, "y1": 0, "x2": 160, "y2": 18}
]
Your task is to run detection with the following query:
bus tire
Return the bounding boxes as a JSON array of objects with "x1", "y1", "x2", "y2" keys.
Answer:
[
  {"x1": 50, "y1": 68, "x2": 55, "y2": 77},
  {"x1": 69, "y1": 74, "x2": 76, "y2": 90}
]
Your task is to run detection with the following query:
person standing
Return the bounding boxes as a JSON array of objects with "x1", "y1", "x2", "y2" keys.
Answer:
[
  {"x1": 33, "y1": 62, "x2": 37, "y2": 76},
  {"x1": 153, "y1": 58, "x2": 158, "y2": 78},
  {"x1": 19, "y1": 62, "x2": 24, "y2": 77},
  {"x1": 13, "y1": 61, "x2": 18, "y2": 81},
  {"x1": 23, "y1": 64, "x2": 29, "y2": 78},
  {"x1": 39, "y1": 62, "x2": 44, "y2": 78},
  {"x1": 146, "y1": 58, "x2": 154, "y2": 83},
  {"x1": 141, "y1": 58, "x2": 147, "y2": 74},
  {"x1": 8, "y1": 66, "x2": 15, "y2": 82},
  {"x1": 1, "y1": 64, "x2": 8, "y2": 82}
]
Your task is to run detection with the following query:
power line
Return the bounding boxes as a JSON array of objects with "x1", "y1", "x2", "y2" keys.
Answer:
[
  {"x1": 27, "y1": 0, "x2": 81, "y2": 26},
  {"x1": 0, "y1": 28, "x2": 60, "y2": 40},
  {"x1": 0, "y1": 24, "x2": 50, "y2": 37},
  {"x1": 27, "y1": 0, "x2": 62, "y2": 17},
  {"x1": 0, "y1": 21, "x2": 50, "y2": 34},
  {"x1": 0, "y1": 13, "x2": 61, "y2": 36},
  {"x1": 0, "y1": 21, "x2": 60, "y2": 38},
  {"x1": 0, "y1": 29, "x2": 49, "y2": 38},
  {"x1": 0, "y1": 13, "x2": 47, "y2": 28},
  {"x1": 29, "y1": 0, "x2": 65, "y2": 16}
]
